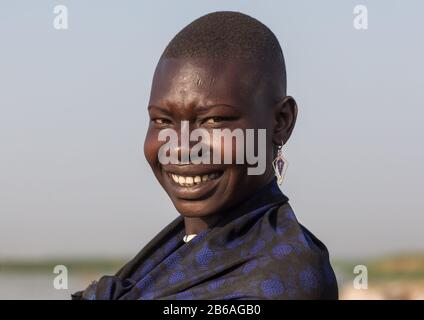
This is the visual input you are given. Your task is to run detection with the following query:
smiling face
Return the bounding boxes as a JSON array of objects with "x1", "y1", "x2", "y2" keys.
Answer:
[{"x1": 144, "y1": 57, "x2": 292, "y2": 218}]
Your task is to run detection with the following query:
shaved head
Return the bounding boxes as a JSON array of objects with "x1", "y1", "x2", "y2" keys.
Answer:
[{"x1": 161, "y1": 11, "x2": 287, "y2": 100}]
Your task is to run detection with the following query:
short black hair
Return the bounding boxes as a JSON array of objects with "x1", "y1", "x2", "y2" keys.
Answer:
[{"x1": 161, "y1": 11, "x2": 287, "y2": 95}]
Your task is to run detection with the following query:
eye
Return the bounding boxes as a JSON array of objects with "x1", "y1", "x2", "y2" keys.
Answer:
[
  {"x1": 204, "y1": 117, "x2": 225, "y2": 125},
  {"x1": 152, "y1": 118, "x2": 172, "y2": 125}
]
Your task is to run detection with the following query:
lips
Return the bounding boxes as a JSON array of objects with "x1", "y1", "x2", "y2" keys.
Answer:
[{"x1": 162, "y1": 165, "x2": 224, "y2": 200}]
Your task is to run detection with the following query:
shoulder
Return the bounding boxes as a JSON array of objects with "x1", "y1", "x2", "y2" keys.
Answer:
[{"x1": 242, "y1": 203, "x2": 339, "y2": 299}]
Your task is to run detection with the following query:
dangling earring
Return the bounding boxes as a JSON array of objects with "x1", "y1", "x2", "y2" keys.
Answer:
[{"x1": 272, "y1": 143, "x2": 288, "y2": 186}]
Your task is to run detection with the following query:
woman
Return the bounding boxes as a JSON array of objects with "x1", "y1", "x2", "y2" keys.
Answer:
[{"x1": 72, "y1": 11, "x2": 338, "y2": 300}]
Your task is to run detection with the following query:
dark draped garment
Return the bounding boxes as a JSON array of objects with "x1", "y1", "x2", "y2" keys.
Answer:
[{"x1": 72, "y1": 179, "x2": 338, "y2": 300}]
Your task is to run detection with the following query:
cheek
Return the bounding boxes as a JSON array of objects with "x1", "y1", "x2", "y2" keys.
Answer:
[
  {"x1": 143, "y1": 129, "x2": 160, "y2": 167},
  {"x1": 208, "y1": 134, "x2": 248, "y2": 165}
]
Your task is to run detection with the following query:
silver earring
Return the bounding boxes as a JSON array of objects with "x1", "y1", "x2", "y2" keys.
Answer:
[{"x1": 272, "y1": 143, "x2": 288, "y2": 186}]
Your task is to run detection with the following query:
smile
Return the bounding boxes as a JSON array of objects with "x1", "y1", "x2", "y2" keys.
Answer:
[
  {"x1": 162, "y1": 166, "x2": 224, "y2": 201},
  {"x1": 168, "y1": 172, "x2": 223, "y2": 187}
]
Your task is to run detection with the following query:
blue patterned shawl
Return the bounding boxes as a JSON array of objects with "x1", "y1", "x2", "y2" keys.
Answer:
[{"x1": 72, "y1": 179, "x2": 338, "y2": 300}]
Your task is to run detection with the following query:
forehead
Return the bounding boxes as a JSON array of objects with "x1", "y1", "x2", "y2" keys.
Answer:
[{"x1": 149, "y1": 58, "x2": 263, "y2": 110}]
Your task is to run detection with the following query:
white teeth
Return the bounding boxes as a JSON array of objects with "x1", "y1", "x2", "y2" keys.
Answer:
[{"x1": 170, "y1": 173, "x2": 220, "y2": 186}]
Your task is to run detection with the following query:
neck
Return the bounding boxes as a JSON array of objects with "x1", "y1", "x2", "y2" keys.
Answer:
[
  {"x1": 183, "y1": 176, "x2": 278, "y2": 235},
  {"x1": 183, "y1": 214, "x2": 221, "y2": 235}
]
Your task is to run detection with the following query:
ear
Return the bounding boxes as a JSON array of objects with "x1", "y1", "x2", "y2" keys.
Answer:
[{"x1": 272, "y1": 96, "x2": 298, "y2": 146}]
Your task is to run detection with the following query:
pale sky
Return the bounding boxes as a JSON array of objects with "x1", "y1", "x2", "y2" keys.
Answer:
[{"x1": 0, "y1": 0, "x2": 423, "y2": 260}]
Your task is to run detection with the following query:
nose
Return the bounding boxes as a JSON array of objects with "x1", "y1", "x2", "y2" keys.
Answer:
[{"x1": 167, "y1": 121, "x2": 212, "y2": 164}]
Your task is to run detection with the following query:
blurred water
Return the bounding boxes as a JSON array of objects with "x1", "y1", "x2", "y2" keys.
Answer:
[
  {"x1": 0, "y1": 272, "x2": 98, "y2": 300},
  {"x1": 1, "y1": 267, "x2": 423, "y2": 299}
]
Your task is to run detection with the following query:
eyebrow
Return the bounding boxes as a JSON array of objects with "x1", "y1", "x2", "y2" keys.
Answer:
[
  {"x1": 148, "y1": 105, "x2": 172, "y2": 114},
  {"x1": 148, "y1": 104, "x2": 237, "y2": 113},
  {"x1": 194, "y1": 104, "x2": 237, "y2": 113}
]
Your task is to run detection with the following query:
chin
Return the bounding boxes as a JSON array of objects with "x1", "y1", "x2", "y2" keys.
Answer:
[{"x1": 172, "y1": 198, "x2": 222, "y2": 217}]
